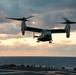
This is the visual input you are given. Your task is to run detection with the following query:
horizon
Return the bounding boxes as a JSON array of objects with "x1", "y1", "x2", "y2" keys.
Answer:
[{"x1": 0, "y1": 0, "x2": 76, "y2": 56}]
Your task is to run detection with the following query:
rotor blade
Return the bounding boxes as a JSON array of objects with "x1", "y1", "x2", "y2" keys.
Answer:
[
  {"x1": 62, "y1": 18, "x2": 76, "y2": 23},
  {"x1": 26, "y1": 16, "x2": 35, "y2": 19},
  {"x1": 58, "y1": 21, "x2": 76, "y2": 24},
  {"x1": 62, "y1": 18, "x2": 69, "y2": 21},
  {"x1": 70, "y1": 21, "x2": 76, "y2": 24},
  {"x1": 58, "y1": 22, "x2": 67, "y2": 24},
  {"x1": 58, "y1": 18, "x2": 76, "y2": 24},
  {"x1": 5, "y1": 17, "x2": 22, "y2": 21},
  {"x1": 26, "y1": 19, "x2": 32, "y2": 21}
]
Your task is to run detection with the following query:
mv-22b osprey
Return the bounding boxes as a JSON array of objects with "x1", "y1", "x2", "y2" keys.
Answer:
[{"x1": 5, "y1": 16, "x2": 76, "y2": 43}]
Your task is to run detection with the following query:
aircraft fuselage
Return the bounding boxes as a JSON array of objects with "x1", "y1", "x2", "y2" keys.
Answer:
[{"x1": 37, "y1": 30, "x2": 52, "y2": 43}]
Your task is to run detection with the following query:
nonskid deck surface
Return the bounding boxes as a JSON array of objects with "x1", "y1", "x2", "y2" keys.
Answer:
[
  {"x1": 0, "y1": 64, "x2": 76, "y2": 75},
  {"x1": 0, "y1": 70, "x2": 76, "y2": 75}
]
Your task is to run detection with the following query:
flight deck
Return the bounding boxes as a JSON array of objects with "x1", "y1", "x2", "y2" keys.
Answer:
[{"x1": 0, "y1": 64, "x2": 76, "y2": 75}]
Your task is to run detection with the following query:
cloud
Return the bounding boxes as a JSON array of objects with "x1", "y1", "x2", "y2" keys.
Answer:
[
  {"x1": 0, "y1": 0, "x2": 76, "y2": 29},
  {"x1": 0, "y1": 22, "x2": 20, "y2": 34},
  {"x1": 0, "y1": 42, "x2": 76, "y2": 56},
  {"x1": 0, "y1": 0, "x2": 76, "y2": 56}
]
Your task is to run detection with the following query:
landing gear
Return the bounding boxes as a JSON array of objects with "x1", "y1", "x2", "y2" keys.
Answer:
[
  {"x1": 49, "y1": 41, "x2": 52, "y2": 43},
  {"x1": 37, "y1": 40, "x2": 40, "y2": 43},
  {"x1": 49, "y1": 39, "x2": 52, "y2": 43}
]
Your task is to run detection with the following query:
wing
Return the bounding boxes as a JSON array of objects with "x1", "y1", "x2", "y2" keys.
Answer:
[
  {"x1": 25, "y1": 26, "x2": 42, "y2": 32},
  {"x1": 25, "y1": 26, "x2": 66, "y2": 33},
  {"x1": 51, "y1": 29, "x2": 66, "y2": 33}
]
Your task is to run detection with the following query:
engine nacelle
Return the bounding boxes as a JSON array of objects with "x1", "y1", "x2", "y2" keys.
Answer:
[
  {"x1": 21, "y1": 20, "x2": 27, "y2": 35},
  {"x1": 65, "y1": 24, "x2": 70, "y2": 38},
  {"x1": 66, "y1": 29, "x2": 70, "y2": 38},
  {"x1": 21, "y1": 29, "x2": 25, "y2": 35}
]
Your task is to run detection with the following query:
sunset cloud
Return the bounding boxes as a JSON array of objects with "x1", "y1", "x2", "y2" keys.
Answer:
[{"x1": 0, "y1": 0, "x2": 76, "y2": 56}]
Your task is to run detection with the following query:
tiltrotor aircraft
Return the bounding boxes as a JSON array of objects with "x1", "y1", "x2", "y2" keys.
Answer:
[{"x1": 5, "y1": 17, "x2": 76, "y2": 43}]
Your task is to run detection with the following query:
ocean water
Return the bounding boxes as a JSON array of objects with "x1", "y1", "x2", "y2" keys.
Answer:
[
  {"x1": 0, "y1": 57, "x2": 76, "y2": 75},
  {"x1": 0, "y1": 57, "x2": 76, "y2": 67}
]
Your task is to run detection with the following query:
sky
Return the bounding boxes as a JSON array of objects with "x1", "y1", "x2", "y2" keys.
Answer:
[{"x1": 0, "y1": 0, "x2": 76, "y2": 56}]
